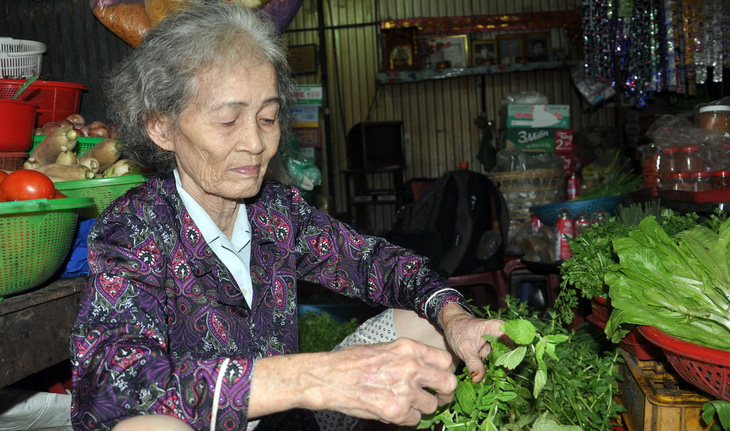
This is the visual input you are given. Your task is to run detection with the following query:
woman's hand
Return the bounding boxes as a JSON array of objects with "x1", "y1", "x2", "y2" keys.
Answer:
[
  {"x1": 438, "y1": 302, "x2": 506, "y2": 383},
  {"x1": 249, "y1": 338, "x2": 457, "y2": 426}
]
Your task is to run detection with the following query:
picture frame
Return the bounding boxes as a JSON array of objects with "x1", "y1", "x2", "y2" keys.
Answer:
[
  {"x1": 380, "y1": 27, "x2": 419, "y2": 71},
  {"x1": 525, "y1": 32, "x2": 551, "y2": 62},
  {"x1": 419, "y1": 34, "x2": 469, "y2": 70},
  {"x1": 497, "y1": 35, "x2": 524, "y2": 65},
  {"x1": 471, "y1": 40, "x2": 497, "y2": 66},
  {"x1": 288, "y1": 44, "x2": 318, "y2": 75}
]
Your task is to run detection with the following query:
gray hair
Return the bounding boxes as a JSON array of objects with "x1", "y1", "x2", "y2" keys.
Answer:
[{"x1": 105, "y1": 1, "x2": 296, "y2": 173}]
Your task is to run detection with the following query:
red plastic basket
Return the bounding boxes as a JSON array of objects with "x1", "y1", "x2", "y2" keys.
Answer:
[
  {"x1": 588, "y1": 296, "x2": 664, "y2": 361},
  {"x1": 639, "y1": 325, "x2": 730, "y2": 401},
  {"x1": 0, "y1": 152, "x2": 29, "y2": 171},
  {"x1": 591, "y1": 296, "x2": 611, "y2": 324},
  {"x1": 0, "y1": 79, "x2": 87, "y2": 127}
]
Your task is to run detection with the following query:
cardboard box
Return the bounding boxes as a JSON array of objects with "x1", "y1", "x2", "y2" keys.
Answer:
[
  {"x1": 504, "y1": 104, "x2": 570, "y2": 129},
  {"x1": 504, "y1": 128, "x2": 573, "y2": 153},
  {"x1": 292, "y1": 105, "x2": 319, "y2": 127}
]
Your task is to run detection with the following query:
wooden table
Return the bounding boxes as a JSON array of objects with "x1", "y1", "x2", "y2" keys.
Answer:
[{"x1": 0, "y1": 277, "x2": 84, "y2": 388}]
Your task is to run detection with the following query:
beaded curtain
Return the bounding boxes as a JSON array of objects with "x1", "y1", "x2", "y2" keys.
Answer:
[{"x1": 583, "y1": 0, "x2": 729, "y2": 108}]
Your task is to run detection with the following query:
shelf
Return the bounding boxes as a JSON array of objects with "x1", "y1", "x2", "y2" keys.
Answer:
[
  {"x1": 0, "y1": 277, "x2": 84, "y2": 388},
  {"x1": 376, "y1": 60, "x2": 582, "y2": 84}
]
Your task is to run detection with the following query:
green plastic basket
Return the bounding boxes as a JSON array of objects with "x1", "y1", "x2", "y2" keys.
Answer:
[
  {"x1": 55, "y1": 174, "x2": 152, "y2": 219},
  {"x1": 30, "y1": 135, "x2": 103, "y2": 157},
  {"x1": 530, "y1": 195, "x2": 628, "y2": 226},
  {"x1": 0, "y1": 197, "x2": 94, "y2": 298}
]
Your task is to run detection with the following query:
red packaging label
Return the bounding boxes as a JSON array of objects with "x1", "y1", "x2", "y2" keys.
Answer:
[
  {"x1": 531, "y1": 214, "x2": 543, "y2": 232},
  {"x1": 554, "y1": 151, "x2": 574, "y2": 176},
  {"x1": 554, "y1": 129, "x2": 574, "y2": 152}
]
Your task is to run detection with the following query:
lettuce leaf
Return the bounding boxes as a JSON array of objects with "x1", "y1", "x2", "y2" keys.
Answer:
[{"x1": 604, "y1": 217, "x2": 730, "y2": 350}]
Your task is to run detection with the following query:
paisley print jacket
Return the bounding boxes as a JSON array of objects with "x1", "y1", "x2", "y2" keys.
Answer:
[{"x1": 69, "y1": 173, "x2": 468, "y2": 430}]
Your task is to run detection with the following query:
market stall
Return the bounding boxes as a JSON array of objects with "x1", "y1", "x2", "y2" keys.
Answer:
[{"x1": 1, "y1": 0, "x2": 730, "y2": 430}]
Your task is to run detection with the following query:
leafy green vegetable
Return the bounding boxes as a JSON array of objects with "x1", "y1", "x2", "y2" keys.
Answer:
[
  {"x1": 604, "y1": 216, "x2": 730, "y2": 350},
  {"x1": 298, "y1": 310, "x2": 359, "y2": 353},
  {"x1": 416, "y1": 299, "x2": 623, "y2": 430},
  {"x1": 555, "y1": 204, "x2": 701, "y2": 325},
  {"x1": 703, "y1": 400, "x2": 730, "y2": 431}
]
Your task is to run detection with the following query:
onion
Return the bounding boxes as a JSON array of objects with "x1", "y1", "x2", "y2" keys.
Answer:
[{"x1": 66, "y1": 113, "x2": 86, "y2": 126}]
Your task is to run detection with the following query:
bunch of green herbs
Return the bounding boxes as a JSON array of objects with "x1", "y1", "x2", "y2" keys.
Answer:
[
  {"x1": 298, "y1": 310, "x2": 359, "y2": 353},
  {"x1": 416, "y1": 299, "x2": 623, "y2": 431}
]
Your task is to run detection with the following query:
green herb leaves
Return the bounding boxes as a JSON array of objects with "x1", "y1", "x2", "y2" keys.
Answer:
[{"x1": 418, "y1": 301, "x2": 623, "y2": 430}]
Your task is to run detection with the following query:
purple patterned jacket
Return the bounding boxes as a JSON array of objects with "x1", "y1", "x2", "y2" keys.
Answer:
[{"x1": 69, "y1": 173, "x2": 467, "y2": 430}]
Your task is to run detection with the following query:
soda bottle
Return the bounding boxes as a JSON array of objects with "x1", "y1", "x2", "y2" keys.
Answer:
[
  {"x1": 566, "y1": 173, "x2": 581, "y2": 200},
  {"x1": 554, "y1": 209, "x2": 574, "y2": 261},
  {"x1": 574, "y1": 212, "x2": 590, "y2": 237}
]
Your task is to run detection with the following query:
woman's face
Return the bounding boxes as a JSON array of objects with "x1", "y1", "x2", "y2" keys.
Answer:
[{"x1": 151, "y1": 61, "x2": 281, "y2": 211}]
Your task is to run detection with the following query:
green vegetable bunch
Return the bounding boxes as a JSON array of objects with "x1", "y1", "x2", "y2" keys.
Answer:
[
  {"x1": 605, "y1": 213, "x2": 730, "y2": 350},
  {"x1": 571, "y1": 157, "x2": 641, "y2": 201},
  {"x1": 298, "y1": 310, "x2": 359, "y2": 353},
  {"x1": 554, "y1": 203, "x2": 700, "y2": 325},
  {"x1": 417, "y1": 299, "x2": 623, "y2": 431}
]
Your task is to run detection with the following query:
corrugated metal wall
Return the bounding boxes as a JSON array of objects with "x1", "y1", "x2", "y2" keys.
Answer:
[
  {"x1": 287, "y1": 0, "x2": 616, "y2": 234},
  {"x1": 0, "y1": 0, "x2": 134, "y2": 123},
  {"x1": 2, "y1": 0, "x2": 617, "y2": 235}
]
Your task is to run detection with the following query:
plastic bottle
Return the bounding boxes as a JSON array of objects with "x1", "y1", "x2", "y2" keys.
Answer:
[
  {"x1": 566, "y1": 172, "x2": 581, "y2": 200},
  {"x1": 574, "y1": 212, "x2": 590, "y2": 237},
  {"x1": 554, "y1": 209, "x2": 574, "y2": 261}
]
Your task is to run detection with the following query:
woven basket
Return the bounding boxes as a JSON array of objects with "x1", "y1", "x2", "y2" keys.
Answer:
[
  {"x1": 0, "y1": 197, "x2": 94, "y2": 297},
  {"x1": 488, "y1": 168, "x2": 565, "y2": 220}
]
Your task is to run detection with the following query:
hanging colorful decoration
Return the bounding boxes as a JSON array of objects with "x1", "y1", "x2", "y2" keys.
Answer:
[{"x1": 582, "y1": 0, "x2": 729, "y2": 107}]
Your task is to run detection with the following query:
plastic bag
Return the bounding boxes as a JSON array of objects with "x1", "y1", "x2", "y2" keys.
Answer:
[
  {"x1": 90, "y1": 0, "x2": 302, "y2": 48},
  {"x1": 91, "y1": 0, "x2": 152, "y2": 47},
  {"x1": 265, "y1": 134, "x2": 321, "y2": 194}
]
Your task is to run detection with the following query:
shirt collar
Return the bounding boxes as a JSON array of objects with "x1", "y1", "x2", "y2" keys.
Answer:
[{"x1": 173, "y1": 169, "x2": 251, "y2": 252}]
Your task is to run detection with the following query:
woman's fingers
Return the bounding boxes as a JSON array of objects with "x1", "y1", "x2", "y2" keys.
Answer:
[{"x1": 313, "y1": 338, "x2": 457, "y2": 425}]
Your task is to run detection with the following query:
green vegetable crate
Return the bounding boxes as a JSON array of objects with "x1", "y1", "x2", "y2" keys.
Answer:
[
  {"x1": 30, "y1": 135, "x2": 103, "y2": 157},
  {"x1": 55, "y1": 174, "x2": 152, "y2": 219},
  {"x1": 617, "y1": 349, "x2": 714, "y2": 431}
]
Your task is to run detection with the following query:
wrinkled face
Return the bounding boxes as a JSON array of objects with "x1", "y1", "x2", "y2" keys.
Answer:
[{"x1": 150, "y1": 61, "x2": 281, "y2": 212}]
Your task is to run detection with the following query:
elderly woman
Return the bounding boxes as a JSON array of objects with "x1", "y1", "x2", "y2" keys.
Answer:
[{"x1": 70, "y1": 2, "x2": 504, "y2": 431}]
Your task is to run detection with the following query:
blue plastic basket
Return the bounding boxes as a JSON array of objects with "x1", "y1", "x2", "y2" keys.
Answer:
[{"x1": 530, "y1": 195, "x2": 628, "y2": 226}]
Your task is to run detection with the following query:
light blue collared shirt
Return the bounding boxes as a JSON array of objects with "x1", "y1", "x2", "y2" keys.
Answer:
[{"x1": 173, "y1": 169, "x2": 253, "y2": 306}]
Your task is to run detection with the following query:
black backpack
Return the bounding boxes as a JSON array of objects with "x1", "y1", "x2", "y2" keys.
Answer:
[{"x1": 388, "y1": 170, "x2": 509, "y2": 278}]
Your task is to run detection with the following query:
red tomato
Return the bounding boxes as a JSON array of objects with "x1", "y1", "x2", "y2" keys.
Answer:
[
  {"x1": 0, "y1": 170, "x2": 8, "y2": 183},
  {"x1": 0, "y1": 169, "x2": 56, "y2": 201},
  {"x1": 0, "y1": 187, "x2": 6, "y2": 203},
  {"x1": 54, "y1": 190, "x2": 67, "y2": 199}
]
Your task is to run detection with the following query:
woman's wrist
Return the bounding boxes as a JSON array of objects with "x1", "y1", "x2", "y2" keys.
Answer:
[{"x1": 437, "y1": 302, "x2": 474, "y2": 333}]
